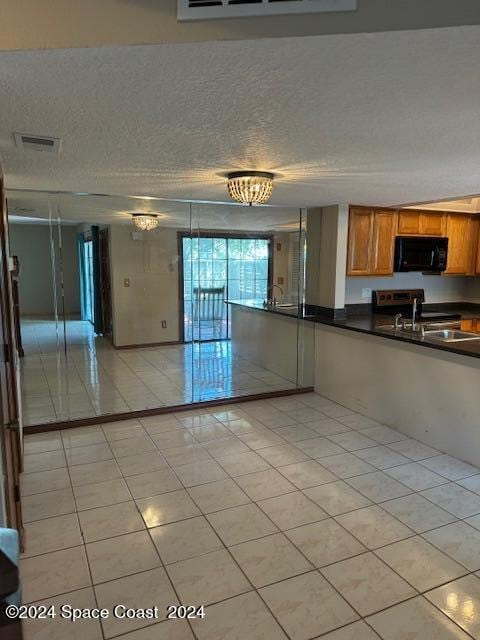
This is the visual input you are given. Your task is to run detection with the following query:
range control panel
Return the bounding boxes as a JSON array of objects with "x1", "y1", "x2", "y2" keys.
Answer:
[{"x1": 372, "y1": 289, "x2": 425, "y2": 308}]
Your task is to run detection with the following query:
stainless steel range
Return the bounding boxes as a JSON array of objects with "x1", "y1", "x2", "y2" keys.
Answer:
[{"x1": 372, "y1": 289, "x2": 461, "y2": 323}]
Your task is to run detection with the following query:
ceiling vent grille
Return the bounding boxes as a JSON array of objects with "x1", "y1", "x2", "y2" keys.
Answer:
[
  {"x1": 14, "y1": 132, "x2": 62, "y2": 153},
  {"x1": 178, "y1": 0, "x2": 356, "y2": 20}
]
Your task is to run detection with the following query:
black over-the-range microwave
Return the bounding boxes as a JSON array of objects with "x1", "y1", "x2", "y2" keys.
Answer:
[{"x1": 394, "y1": 236, "x2": 448, "y2": 273}]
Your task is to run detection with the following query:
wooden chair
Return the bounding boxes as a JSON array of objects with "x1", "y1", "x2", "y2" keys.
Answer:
[{"x1": 193, "y1": 286, "x2": 226, "y2": 340}]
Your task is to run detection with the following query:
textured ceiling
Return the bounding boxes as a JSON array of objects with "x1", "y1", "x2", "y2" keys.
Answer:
[
  {"x1": 1, "y1": 25, "x2": 480, "y2": 214},
  {"x1": 6, "y1": 190, "x2": 302, "y2": 231},
  {"x1": 410, "y1": 196, "x2": 480, "y2": 213}
]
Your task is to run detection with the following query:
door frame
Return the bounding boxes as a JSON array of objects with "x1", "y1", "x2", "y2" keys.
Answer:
[
  {"x1": 177, "y1": 231, "x2": 273, "y2": 344},
  {"x1": 0, "y1": 172, "x2": 23, "y2": 535}
]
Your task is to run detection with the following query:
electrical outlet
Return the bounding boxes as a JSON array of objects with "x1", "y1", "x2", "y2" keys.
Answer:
[
  {"x1": 361, "y1": 288, "x2": 372, "y2": 299},
  {"x1": 124, "y1": 278, "x2": 130, "y2": 288},
  {"x1": 161, "y1": 320, "x2": 167, "y2": 328}
]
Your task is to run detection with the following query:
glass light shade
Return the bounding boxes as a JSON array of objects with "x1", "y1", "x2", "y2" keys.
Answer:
[
  {"x1": 227, "y1": 171, "x2": 274, "y2": 206},
  {"x1": 132, "y1": 214, "x2": 159, "y2": 231}
]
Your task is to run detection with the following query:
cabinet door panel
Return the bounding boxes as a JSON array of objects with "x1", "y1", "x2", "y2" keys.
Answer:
[
  {"x1": 477, "y1": 235, "x2": 480, "y2": 275},
  {"x1": 445, "y1": 214, "x2": 471, "y2": 275},
  {"x1": 420, "y1": 212, "x2": 444, "y2": 236},
  {"x1": 372, "y1": 210, "x2": 396, "y2": 275},
  {"x1": 347, "y1": 208, "x2": 373, "y2": 275},
  {"x1": 398, "y1": 211, "x2": 420, "y2": 235}
]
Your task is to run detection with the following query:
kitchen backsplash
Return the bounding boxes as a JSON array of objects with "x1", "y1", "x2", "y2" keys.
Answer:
[{"x1": 345, "y1": 273, "x2": 480, "y2": 305}]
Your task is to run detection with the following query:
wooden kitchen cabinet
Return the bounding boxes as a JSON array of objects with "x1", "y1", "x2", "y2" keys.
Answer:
[
  {"x1": 347, "y1": 207, "x2": 396, "y2": 276},
  {"x1": 371, "y1": 209, "x2": 397, "y2": 275},
  {"x1": 397, "y1": 210, "x2": 445, "y2": 236},
  {"x1": 476, "y1": 220, "x2": 480, "y2": 274},
  {"x1": 461, "y1": 318, "x2": 480, "y2": 332},
  {"x1": 347, "y1": 207, "x2": 373, "y2": 275},
  {"x1": 348, "y1": 205, "x2": 480, "y2": 277},
  {"x1": 444, "y1": 214, "x2": 474, "y2": 275}
]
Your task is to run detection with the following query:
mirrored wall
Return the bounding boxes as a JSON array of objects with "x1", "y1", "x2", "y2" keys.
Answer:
[{"x1": 7, "y1": 190, "x2": 314, "y2": 427}]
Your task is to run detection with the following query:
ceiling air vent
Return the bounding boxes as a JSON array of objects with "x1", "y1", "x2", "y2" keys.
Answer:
[
  {"x1": 14, "y1": 132, "x2": 62, "y2": 153},
  {"x1": 178, "y1": 0, "x2": 356, "y2": 20}
]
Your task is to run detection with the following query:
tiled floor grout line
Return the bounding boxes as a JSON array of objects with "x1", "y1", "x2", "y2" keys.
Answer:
[
  {"x1": 23, "y1": 416, "x2": 480, "y2": 544},
  {"x1": 103, "y1": 456, "x2": 202, "y2": 640},
  {"x1": 132, "y1": 406, "x2": 314, "y2": 637},
  {"x1": 177, "y1": 419, "x2": 383, "y2": 635},
  {"x1": 59, "y1": 431, "x2": 108, "y2": 640},
  {"x1": 21, "y1": 397, "x2": 480, "y2": 640}
]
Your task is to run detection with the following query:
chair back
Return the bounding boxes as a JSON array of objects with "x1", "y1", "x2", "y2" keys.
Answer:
[{"x1": 193, "y1": 287, "x2": 226, "y2": 322}]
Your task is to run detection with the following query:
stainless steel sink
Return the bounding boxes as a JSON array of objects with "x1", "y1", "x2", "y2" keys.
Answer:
[{"x1": 423, "y1": 329, "x2": 480, "y2": 343}]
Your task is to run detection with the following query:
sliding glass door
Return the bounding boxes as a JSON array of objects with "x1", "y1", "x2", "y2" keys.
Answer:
[
  {"x1": 181, "y1": 235, "x2": 271, "y2": 342},
  {"x1": 82, "y1": 239, "x2": 94, "y2": 324}
]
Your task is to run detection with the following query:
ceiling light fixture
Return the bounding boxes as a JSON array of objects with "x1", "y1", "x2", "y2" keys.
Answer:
[
  {"x1": 227, "y1": 171, "x2": 274, "y2": 206},
  {"x1": 132, "y1": 213, "x2": 159, "y2": 231}
]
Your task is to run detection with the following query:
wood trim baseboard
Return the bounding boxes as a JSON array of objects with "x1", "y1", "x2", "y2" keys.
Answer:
[
  {"x1": 113, "y1": 340, "x2": 182, "y2": 350},
  {"x1": 24, "y1": 387, "x2": 314, "y2": 433}
]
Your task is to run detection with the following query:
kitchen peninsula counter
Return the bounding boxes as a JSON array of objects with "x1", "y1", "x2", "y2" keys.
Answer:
[{"x1": 226, "y1": 300, "x2": 480, "y2": 359}]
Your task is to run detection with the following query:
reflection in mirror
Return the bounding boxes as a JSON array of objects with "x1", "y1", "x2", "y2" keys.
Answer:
[
  {"x1": 7, "y1": 190, "x2": 313, "y2": 428},
  {"x1": 190, "y1": 203, "x2": 313, "y2": 403}
]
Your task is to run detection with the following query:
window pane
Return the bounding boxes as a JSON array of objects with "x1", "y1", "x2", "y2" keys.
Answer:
[
  {"x1": 199, "y1": 238, "x2": 213, "y2": 258},
  {"x1": 228, "y1": 239, "x2": 242, "y2": 259},
  {"x1": 256, "y1": 259, "x2": 268, "y2": 280},
  {"x1": 213, "y1": 260, "x2": 227, "y2": 281},
  {"x1": 213, "y1": 238, "x2": 227, "y2": 259},
  {"x1": 229, "y1": 259, "x2": 241, "y2": 280}
]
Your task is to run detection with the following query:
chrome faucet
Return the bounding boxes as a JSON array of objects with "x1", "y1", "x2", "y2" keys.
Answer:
[
  {"x1": 265, "y1": 284, "x2": 284, "y2": 307},
  {"x1": 412, "y1": 297, "x2": 418, "y2": 331},
  {"x1": 393, "y1": 313, "x2": 403, "y2": 330}
]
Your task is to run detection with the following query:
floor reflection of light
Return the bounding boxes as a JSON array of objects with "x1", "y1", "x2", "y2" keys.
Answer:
[
  {"x1": 445, "y1": 591, "x2": 476, "y2": 624},
  {"x1": 461, "y1": 598, "x2": 475, "y2": 622},
  {"x1": 446, "y1": 592, "x2": 459, "y2": 611},
  {"x1": 142, "y1": 506, "x2": 164, "y2": 528}
]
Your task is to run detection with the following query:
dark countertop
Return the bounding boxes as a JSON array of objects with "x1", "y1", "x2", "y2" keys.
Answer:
[
  {"x1": 225, "y1": 299, "x2": 312, "y2": 319},
  {"x1": 226, "y1": 299, "x2": 480, "y2": 360}
]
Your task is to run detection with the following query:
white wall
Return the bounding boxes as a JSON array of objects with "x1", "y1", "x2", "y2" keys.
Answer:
[
  {"x1": 9, "y1": 223, "x2": 80, "y2": 317},
  {"x1": 314, "y1": 323, "x2": 480, "y2": 467},
  {"x1": 2, "y1": 0, "x2": 476, "y2": 51},
  {"x1": 272, "y1": 233, "x2": 290, "y2": 300},
  {"x1": 345, "y1": 273, "x2": 474, "y2": 305},
  {"x1": 306, "y1": 205, "x2": 348, "y2": 310},
  {"x1": 109, "y1": 226, "x2": 181, "y2": 347}
]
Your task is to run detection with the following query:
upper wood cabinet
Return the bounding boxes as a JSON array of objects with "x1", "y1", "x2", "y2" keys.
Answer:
[
  {"x1": 347, "y1": 207, "x2": 396, "y2": 276},
  {"x1": 371, "y1": 210, "x2": 397, "y2": 275},
  {"x1": 347, "y1": 207, "x2": 373, "y2": 276},
  {"x1": 477, "y1": 226, "x2": 480, "y2": 275},
  {"x1": 397, "y1": 210, "x2": 445, "y2": 236},
  {"x1": 444, "y1": 214, "x2": 474, "y2": 275},
  {"x1": 347, "y1": 206, "x2": 480, "y2": 277}
]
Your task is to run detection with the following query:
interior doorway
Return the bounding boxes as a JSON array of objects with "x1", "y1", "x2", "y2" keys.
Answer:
[
  {"x1": 81, "y1": 238, "x2": 94, "y2": 324},
  {"x1": 78, "y1": 227, "x2": 112, "y2": 336},
  {"x1": 180, "y1": 234, "x2": 272, "y2": 342}
]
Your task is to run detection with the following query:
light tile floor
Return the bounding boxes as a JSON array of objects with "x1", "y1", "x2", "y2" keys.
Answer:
[
  {"x1": 20, "y1": 319, "x2": 296, "y2": 425},
  {"x1": 20, "y1": 392, "x2": 480, "y2": 639}
]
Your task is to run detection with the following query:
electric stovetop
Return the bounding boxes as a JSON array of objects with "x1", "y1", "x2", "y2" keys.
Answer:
[{"x1": 372, "y1": 288, "x2": 461, "y2": 322}]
